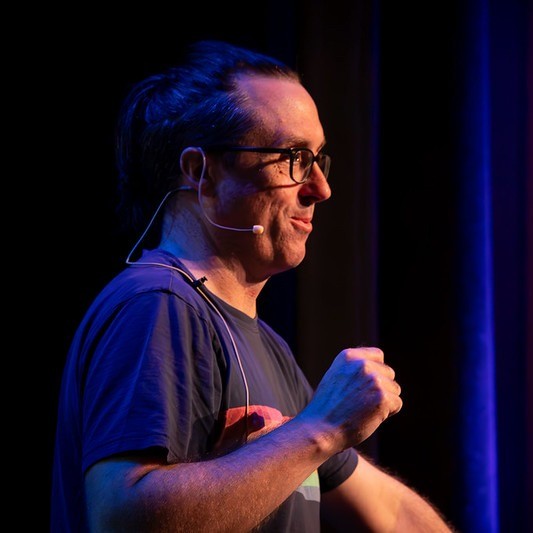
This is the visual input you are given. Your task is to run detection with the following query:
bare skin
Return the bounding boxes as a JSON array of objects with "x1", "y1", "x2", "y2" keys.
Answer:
[{"x1": 85, "y1": 75, "x2": 453, "y2": 532}]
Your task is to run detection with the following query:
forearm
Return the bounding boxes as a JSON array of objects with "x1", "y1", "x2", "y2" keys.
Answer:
[
  {"x1": 322, "y1": 455, "x2": 454, "y2": 532},
  {"x1": 86, "y1": 416, "x2": 335, "y2": 532},
  {"x1": 378, "y1": 473, "x2": 454, "y2": 532}
]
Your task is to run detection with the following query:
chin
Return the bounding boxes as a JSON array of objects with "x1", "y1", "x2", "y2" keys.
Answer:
[{"x1": 276, "y1": 249, "x2": 306, "y2": 272}]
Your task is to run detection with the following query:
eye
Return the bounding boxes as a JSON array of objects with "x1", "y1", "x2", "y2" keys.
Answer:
[
  {"x1": 293, "y1": 150, "x2": 304, "y2": 164},
  {"x1": 279, "y1": 152, "x2": 292, "y2": 163}
]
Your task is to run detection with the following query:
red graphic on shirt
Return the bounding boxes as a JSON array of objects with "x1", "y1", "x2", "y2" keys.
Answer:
[{"x1": 213, "y1": 405, "x2": 291, "y2": 455}]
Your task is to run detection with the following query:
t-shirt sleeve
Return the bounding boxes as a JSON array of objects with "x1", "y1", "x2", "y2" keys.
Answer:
[
  {"x1": 82, "y1": 290, "x2": 225, "y2": 473},
  {"x1": 318, "y1": 447, "x2": 359, "y2": 493}
]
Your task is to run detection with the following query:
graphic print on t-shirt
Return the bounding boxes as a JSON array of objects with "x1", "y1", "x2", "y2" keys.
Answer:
[{"x1": 214, "y1": 405, "x2": 320, "y2": 503}]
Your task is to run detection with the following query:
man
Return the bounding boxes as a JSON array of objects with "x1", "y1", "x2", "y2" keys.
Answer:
[{"x1": 52, "y1": 40, "x2": 453, "y2": 531}]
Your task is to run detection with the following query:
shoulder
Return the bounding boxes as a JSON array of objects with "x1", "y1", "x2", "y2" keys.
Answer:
[{"x1": 80, "y1": 251, "x2": 216, "y2": 336}]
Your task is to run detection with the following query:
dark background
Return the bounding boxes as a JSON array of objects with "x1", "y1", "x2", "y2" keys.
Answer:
[{"x1": 36, "y1": 1, "x2": 531, "y2": 531}]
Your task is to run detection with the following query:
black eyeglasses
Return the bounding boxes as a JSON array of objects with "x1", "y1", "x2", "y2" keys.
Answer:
[{"x1": 205, "y1": 146, "x2": 331, "y2": 184}]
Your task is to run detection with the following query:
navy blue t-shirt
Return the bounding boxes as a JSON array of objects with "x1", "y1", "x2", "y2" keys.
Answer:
[{"x1": 51, "y1": 249, "x2": 358, "y2": 532}]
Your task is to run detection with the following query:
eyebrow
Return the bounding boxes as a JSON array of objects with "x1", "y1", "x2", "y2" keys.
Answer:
[{"x1": 274, "y1": 135, "x2": 328, "y2": 152}]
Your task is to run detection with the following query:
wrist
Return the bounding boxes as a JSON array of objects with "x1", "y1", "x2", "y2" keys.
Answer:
[{"x1": 285, "y1": 412, "x2": 343, "y2": 460}]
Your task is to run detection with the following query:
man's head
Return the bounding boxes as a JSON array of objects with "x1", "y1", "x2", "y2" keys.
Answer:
[
  {"x1": 177, "y1": 74, "x2": 332, "y2": 278},
  {"x1": 117, "y1": 40, "x2": 331, "y2": 277}
]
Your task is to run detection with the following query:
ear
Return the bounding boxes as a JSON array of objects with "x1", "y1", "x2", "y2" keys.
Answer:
[{"x1": 180, "y1": 147, "x2": 212, "y2": 193}]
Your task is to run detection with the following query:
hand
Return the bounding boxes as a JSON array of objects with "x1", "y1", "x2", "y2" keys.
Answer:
[{"x1": 301, "y1": 347, "x2": 402, "y2": 450}]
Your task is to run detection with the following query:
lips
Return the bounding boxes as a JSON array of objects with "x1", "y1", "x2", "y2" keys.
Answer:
[{"x1": 291, "y1": 216, "x2": 313, "y2": 232}]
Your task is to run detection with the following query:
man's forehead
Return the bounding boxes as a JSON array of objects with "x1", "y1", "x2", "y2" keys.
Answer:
[
  {"x1": 236, "y1": 74, "x2": 309, "y2": 103},
  {"x1": 237, "y1": 75, "x2": 324, "y2": 147}
]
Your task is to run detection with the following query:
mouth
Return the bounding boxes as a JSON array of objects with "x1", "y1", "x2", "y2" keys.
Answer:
[{"x1": 290, "y1": 216, "x2": 313, "y2": 233}]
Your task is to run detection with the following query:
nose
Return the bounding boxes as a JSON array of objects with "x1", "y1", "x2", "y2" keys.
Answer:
[{"x1": 298, "y1": 164, "x2": 332, "y2": 204}]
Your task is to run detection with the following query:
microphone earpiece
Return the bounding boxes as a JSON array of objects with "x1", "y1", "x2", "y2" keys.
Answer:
[{"x1": 252, "y1": 225, "x2": 264, "y2": 235}]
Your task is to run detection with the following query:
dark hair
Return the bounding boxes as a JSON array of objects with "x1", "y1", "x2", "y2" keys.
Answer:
[{"x1": 115, "y1": 40, "x2": 300, "y2": 239}]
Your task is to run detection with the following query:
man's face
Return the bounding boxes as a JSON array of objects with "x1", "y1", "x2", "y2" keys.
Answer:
[{"x1": 206, "y1": 75, "x2": 332, "y2": 281}]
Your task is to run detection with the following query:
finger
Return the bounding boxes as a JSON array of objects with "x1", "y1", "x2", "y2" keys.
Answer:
[
  {"x1": 370, "y1": 368, "x2": 401, "y2": 396},
  {"x1": 345, "y1": 346, "x2": 384, "y2": 363},
  {"x1": 381, "y1": 362, "x2": 396, "y2": 381},
  {"x1": 387, "y1": 391, "x2": 403, "y2": 415},
  {"x1": 349, "y1": 355, "x2": 397, "y2": 382}
]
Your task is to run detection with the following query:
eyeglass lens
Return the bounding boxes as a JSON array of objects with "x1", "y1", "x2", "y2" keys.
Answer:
[{"x1": 293, "y1": 149, "x2": 330, "y2": 182}]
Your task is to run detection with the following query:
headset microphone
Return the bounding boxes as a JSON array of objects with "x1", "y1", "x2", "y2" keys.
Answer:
[
  {"x1": 209, "y1": 221, "x2": 264, "y2": 234},
  {"x1": 252, "y1": 225, "x2": 264, "y2": 234},
  {"x1": 204, "y1": 218, "x2": 264, "y2": 235},
  {"x1": 183, "y1": 147, "x2": 265, "y2": 236}
]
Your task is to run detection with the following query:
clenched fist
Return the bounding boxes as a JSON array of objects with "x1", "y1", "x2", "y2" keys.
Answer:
[{"x1": 300, "y1": 347, "x2": 402, "y2": 452}]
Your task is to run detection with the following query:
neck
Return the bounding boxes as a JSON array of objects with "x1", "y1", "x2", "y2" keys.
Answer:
[
  {"x1": 159, "y1": 239, "x2": 266, "y2": 319},
  {"x1": 158, "y1": 199, "x2": 269, "y2": 317}
]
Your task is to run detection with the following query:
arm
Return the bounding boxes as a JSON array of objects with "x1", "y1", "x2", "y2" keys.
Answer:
[
  {"x1": 86, "y1": 416, "x2": 332, "y2": 532},
  {"x1": 321, "y1": 454, "x2": 455, "y2": 532},
  {"x1": 86, "y1": 347, "x2": 402, "y2": 532}
]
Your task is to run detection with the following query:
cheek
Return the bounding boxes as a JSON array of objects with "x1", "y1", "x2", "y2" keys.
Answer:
[
  {"x1": 272, "y1": 161, "x2": 290, "y2": 183},
  {"x1": 256, "y1": 192, "x2": 286, "y2": 221},
  {"x1": 255, "y1": 160, "x2": 291, "y2": 187},
  {"x1": 216, "y1": 179, "x2": 257, "y2": 215}
]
